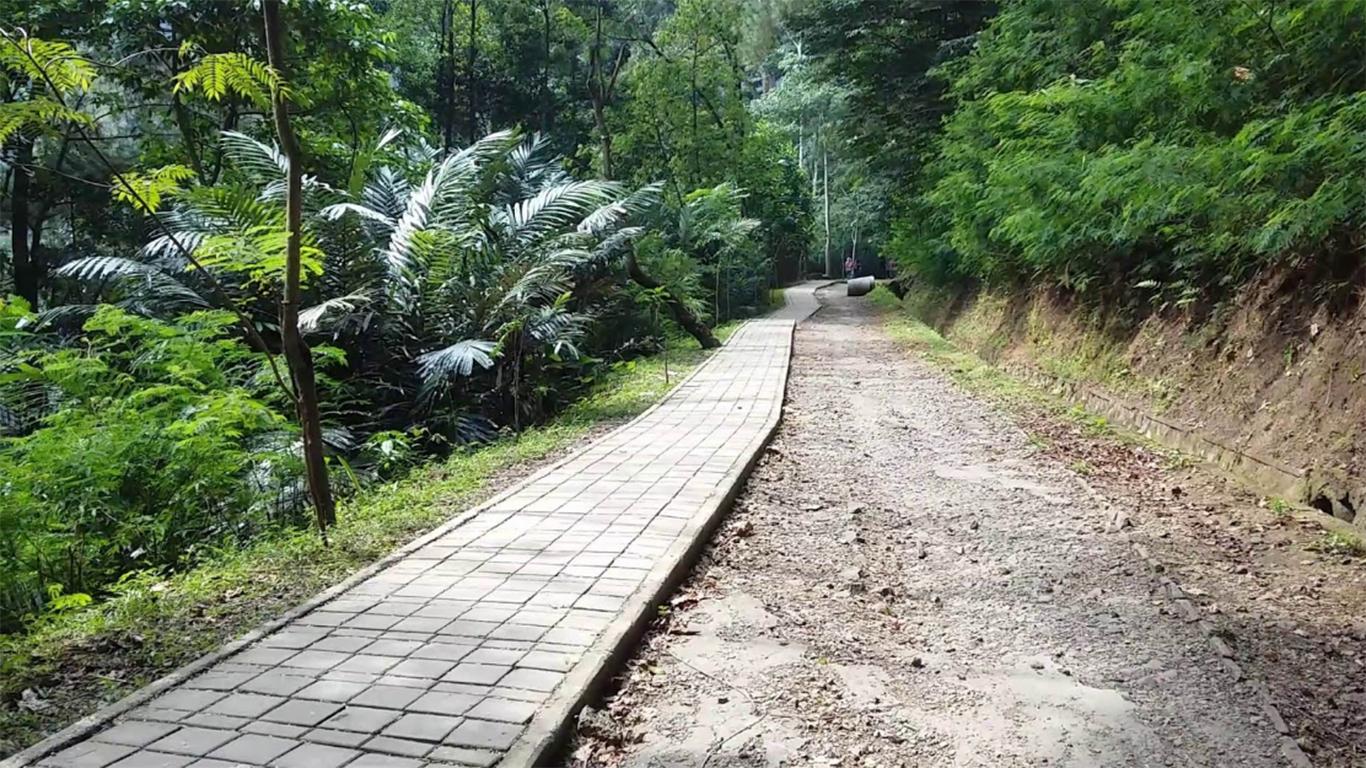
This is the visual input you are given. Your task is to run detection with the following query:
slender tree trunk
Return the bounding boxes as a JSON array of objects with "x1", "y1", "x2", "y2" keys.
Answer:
[
  {"x1": 440, "y1": 0, "x2": 456, "y2": 151},
  {"x1": 592, "y1": 102, "x2": 613, "y2": 178},
  {"x1": 263, "y1": 0, "x2": 336, "y2": 531},
  {"x1": 10, "y1": 139, "x2": 36, "y2": 306},
  {"x1": 467, "y1": 0, "x2": 479, "y2": 144},
  {"x1": 540, "y1": 0, "x2": 552, "y2": 134},
  {"x1": 588, "y1": 4, "x2": 614, "y2": 179},
  {"x1": 823, "y1": 147, "x2": 833, "y2": 278},
  {"x1": 582, "y1": 3, "x2": 714, "y2": 348},
  {"x1": 810, "y1": 138, "x2": 818, "y2": 200},
  {"x1": 689, "y1": 39, "x2": 699, "y2": 182},
  {"x1": 170, "y1": 94, "x2": 207, "y2": 183},
  {"x1": 627, "y1": 251, "x2": 719, "y2": 349}
]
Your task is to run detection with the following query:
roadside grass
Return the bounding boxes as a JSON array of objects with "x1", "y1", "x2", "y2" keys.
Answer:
[
  {"x1": 870, "y1": 286, "x2": 1051, "y2": 409},
  {"x1": 0, "y1": 328, "x2": 733, "y2": 756},
  {"x1": 869, "y1": 286, "x2": 1164, "y2": 452},
  {"x1": 1313, "y1": 531, "x2": 1366, "y2": 557}
]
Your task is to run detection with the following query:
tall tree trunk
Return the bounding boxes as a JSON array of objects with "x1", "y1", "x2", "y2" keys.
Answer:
[
  {"x1": 263, "y1": 0, "x2": 336, "y2": 531},
  {"x1": 170, "y1": 94, "x2": 207, "y2": 183},
  {"x1": 588, "y1": 3, "x2": 614, "y2": 178},
  {"x1": 467, "y1": 0, "x2": 479, "y2": 144},
  {"x1": 540, "y1": 0, "x2": 552, "y2": 134},
  {"x1": 592, "y1": 101, "x2": 613, "y2": 178},
  {"x1": 689, "y1": 39, "x2": 699, "y2": 182},
  {"x1": 440, "y1": 0, "x2": 456, "y2": 152},
  {"x1": 810, "y1": 138, "x2": 818, "y2": 201},
  {"x1": 582, "y1": 2, "x2": 712, "y2": 347},
  {"x1": 10, "y1": 139, "x2": 37, "y2": 306},
  {"x1": 823, "y1": 147, "x2": 834, "y2": 278}
]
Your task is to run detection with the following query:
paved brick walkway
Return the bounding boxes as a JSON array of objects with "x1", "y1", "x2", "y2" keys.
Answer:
[{"x1": 22, "y1": 285, "x2": 824, "y2": 768}]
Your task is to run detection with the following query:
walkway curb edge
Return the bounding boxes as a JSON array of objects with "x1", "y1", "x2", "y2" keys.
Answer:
[
  {"x1": 500, "y1": 319, "x2": 798, "y2": 767},
  {"x1": 0, "y1": 326, "x2": 733, "y2": 768}
]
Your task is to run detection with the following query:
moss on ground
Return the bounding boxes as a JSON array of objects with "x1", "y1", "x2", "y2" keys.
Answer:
[{"x1": 0, "y1": 330, "x2": 733, "y2": 756}]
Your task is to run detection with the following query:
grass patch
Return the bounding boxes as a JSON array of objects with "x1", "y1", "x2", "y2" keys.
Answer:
[
  {"x1": 1312, "y1": 531, "x2": 1366, "y2": 557},
  {"x1": 871, "y1": 286, "x2": 1049, "y2": 409},
  {"x1": 870, "y1": 285, "x2": 1170, "y2": 451},
  {"x1": 1268, "y1": 497, "x2": 1293, "y2": 518},
  {"x1": 0, "y1": 334, "x2": 727, "y2": 756}
]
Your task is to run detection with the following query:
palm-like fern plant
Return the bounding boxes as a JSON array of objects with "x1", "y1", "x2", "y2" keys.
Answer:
[
  {"x1": 678, "y1": 183, "x2": 763, "y2": 321},
  {"x1": 56, "y1": 127, "x2": 657, "y2": 446},
  {"x1": 319, "y1": 131, "x2": 653, "y2": 434}
]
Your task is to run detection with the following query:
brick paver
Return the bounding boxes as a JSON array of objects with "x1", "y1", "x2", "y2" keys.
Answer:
[{"x1": 28, "y1": 284, "x2": 825, "y2": 768}]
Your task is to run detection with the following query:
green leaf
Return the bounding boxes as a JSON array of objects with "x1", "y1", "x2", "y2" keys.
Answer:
[
  {"x1": 112, "y1": 166, "x2": 197, "y2": 214},
  {"x1": 173, "y1": 53, "x2": 285, "y2": 108}
]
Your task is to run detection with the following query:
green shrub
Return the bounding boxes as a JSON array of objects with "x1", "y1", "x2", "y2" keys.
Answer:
[
  {"x1": 894, "y1": 0, "x2": 1366, "y2": 297},
  {"x1": 0, "y1": 307, "x2": 296, "y2": 629}
]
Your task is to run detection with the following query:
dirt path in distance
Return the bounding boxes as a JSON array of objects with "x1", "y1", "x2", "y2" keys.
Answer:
[{"x1": 566, "y1": 286, "x2": 1366, "y2": 768}]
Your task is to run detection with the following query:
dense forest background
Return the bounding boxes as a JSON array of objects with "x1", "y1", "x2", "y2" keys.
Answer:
[
  {"x1": 786, "y1": 0, "x2": 1366, "y2": 308},
  {"x1": 3, "y1": 0, "x2": 1365, "y2": 682},
  {"x1": 1, "y1": 0, "x2": 828, "y2": 633}
]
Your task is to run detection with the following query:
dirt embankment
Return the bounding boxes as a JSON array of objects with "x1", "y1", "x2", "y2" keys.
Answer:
[{"x1": 904, "y1": 264, "x2": 1366, "y2": 526}]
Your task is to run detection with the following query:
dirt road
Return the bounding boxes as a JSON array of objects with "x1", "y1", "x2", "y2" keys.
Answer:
[{"x1": 567, "y1": 287, "x2": 1366, "y2": 767}]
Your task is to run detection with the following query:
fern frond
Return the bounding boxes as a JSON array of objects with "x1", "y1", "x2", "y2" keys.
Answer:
[
  {"x1": 0, "y1": 34, "x2": 94, "y2": 93},
  {"x1": 319, "y1": 202, "x2": 396, "y2": 229},
  {"x1": 416, "y1": 339, "x2": 498, "y2": 401},
  {"x1": 173, "y1": 53, "x2": 283, "y2": 108},
  {"x1": 218, "y1": 131, "x2": 289, "y2": 180},
  {"x1": 502, "y1": 180, "x2": 623, "y2": 246},
  {"x1": 0, "y1": 97, "x2": 90, "y2": 144},
  {"x1": 193, "y1": 226, "x2": 324, "y2": 286},
  {"x1": 578, "y1": 183, "x2": 663, "y2": 235},
  {"x1": 298, "y1": 293, "x2": 373, "y2": 333},
  {"x1": 112, "y1": 165, "x2": 196, "y2": 213}
]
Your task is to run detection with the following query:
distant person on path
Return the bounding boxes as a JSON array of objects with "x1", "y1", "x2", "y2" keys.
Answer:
[{"x1": 844, "y1": 255, "x2": 856, "y2": 279}]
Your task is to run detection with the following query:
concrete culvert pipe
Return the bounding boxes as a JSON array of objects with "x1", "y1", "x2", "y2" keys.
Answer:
[{"x1": 847, "y1": 276, "x2": 876, "y2": 297}]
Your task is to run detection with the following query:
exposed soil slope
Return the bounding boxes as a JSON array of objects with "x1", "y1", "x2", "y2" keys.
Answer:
[{"x1": 908, "y1": 263, "x2": 1366, "y2": 521}]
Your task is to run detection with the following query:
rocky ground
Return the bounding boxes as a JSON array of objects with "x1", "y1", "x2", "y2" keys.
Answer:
[{"x1": 565, "y1": 287, "x2": 1366, "y2": 767}]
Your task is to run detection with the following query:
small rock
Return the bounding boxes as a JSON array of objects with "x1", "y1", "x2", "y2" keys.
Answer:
[{"x1": 18, "y1": 689, "x2": 50, "y2": 713}]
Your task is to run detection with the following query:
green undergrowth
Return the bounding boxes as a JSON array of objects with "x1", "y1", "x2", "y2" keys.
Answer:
[
  {"x1": 870, "y1": 286, "x2": 1163, "y2": 452},
  {"x1": 871, "y1": 286, "x2": 1048, "y2": 409},
  {"x1": 0, "y1": 328, "x2": 732, "y2": 756}
]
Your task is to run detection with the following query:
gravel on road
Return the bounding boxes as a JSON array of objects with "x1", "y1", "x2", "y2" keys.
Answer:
[{"x1": 565, "y1": 286, "x2": 1366, "y2": 768}]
